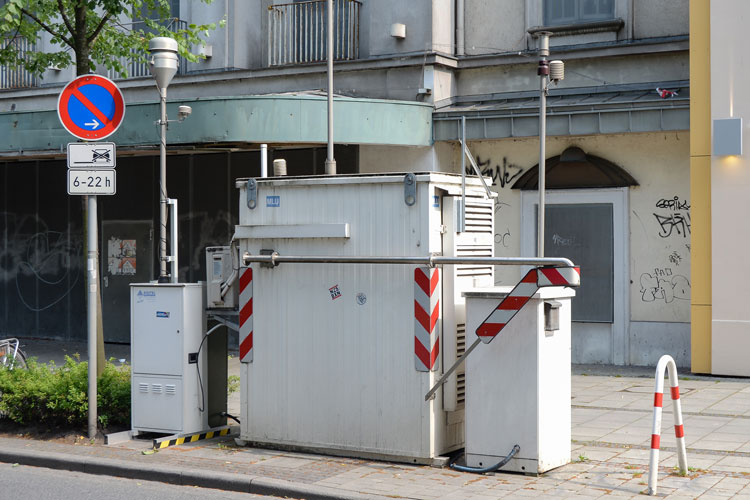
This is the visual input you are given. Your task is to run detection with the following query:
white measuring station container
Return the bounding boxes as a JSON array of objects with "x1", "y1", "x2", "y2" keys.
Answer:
[
  {"x1": 234, "y1": 173, "x2": 493, "y2": 462},
  {"x1": 463, "y1": 286, "x2": 575, "y2": 473}
]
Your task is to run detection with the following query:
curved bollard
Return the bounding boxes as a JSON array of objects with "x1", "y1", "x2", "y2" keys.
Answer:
[{"x1": 648, "y1": 354, "x2": 688, "y2": 495}]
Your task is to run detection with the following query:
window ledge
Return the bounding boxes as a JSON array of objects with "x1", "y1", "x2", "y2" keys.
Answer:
[{"x1": 528, "y1": 19, "x2": 624, "y2": 37}]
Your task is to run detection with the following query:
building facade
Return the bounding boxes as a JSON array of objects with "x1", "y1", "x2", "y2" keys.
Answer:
[
  {"x1": 0, "y1": 0, "x2": 692, "y2": 368},
  {"x1": 690, "y1": 0, "x2": 750, "y2": 377}
]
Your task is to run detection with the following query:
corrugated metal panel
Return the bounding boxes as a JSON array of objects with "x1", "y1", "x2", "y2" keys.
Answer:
[{"x1": 237, "y1": 173, "x2": 488, "y2": 461}]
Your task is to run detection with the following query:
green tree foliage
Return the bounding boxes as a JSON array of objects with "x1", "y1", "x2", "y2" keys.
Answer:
[{"x1": 0, "y1": 0, "x2": 221, "y2": 78}]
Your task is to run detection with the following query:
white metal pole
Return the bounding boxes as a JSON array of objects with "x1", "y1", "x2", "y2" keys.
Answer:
[
  {"x1": 537, "y1": 33, "x2": 550, "y2": 258},
  {"x1": 325, "y1": 0, "x2": 336, "y2": 174},
  {"x1": 86, "y1": 194, "x2": 98, "y2": 439},
  {"x1": 159, "y1": 88, "x2": 169, "y2": 281},
  {"x1": 168, "y1": 198, "x2": 178, "y2": 283},
  {"x1": 260, "y1": 144, "x2": 268, "y2": 177}
]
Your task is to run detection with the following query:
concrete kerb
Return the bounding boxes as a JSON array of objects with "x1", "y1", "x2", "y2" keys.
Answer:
[{"x1": 0, "y1": 447, "x2": 389, "y2": 500}]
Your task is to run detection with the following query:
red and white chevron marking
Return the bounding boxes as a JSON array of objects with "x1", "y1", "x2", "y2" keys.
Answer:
[
  {"x1": 239, "y1": 267, "x2": 253, "y2": 363},
  {"x1": 538, "y1": 266, "x2": 581, "y2": 287},
  {"x1": 476, "y1": 266, "x2": 580, "y2": 344},
  {"x1": 414, "y1": 267, "x2": 440, "y2": 372},
  {"x1": 476, "y1": 269, "x2": 538, "y2": 343},
  {"x1": 648, "y1": 354, "x2": 688, "y2": 495}
]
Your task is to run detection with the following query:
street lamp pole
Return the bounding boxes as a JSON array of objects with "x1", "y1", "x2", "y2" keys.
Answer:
[{"x1": 149, "y1": 38, "x2": 179, "y2": 282}]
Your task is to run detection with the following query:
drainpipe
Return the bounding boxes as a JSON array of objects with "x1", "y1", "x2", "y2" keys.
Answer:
[
  {"x1": 456, "y1": 0, "x2": 465, "y2": 56},
  {"x1": 260, "y1": 144, "x2": 268, "y2": 177}
]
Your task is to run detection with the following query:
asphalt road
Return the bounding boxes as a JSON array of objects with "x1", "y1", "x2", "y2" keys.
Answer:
[{"x1": 0, "y1": 463, "x2": 288, "y2": 500}]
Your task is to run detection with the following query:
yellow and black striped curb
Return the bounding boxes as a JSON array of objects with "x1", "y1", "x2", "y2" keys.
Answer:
[{"x1": 153, "y1": 427, "x2": 231, "y2": 449}]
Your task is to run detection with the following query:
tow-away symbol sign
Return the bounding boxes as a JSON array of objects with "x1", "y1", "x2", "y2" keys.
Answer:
[{"x1": 67, "y1": 142, "x2": 116, "y2": 168}]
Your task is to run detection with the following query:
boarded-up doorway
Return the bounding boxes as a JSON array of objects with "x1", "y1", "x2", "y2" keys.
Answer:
[{"x1": 101, "y1": 220, "x2": 153, "y2": 343}]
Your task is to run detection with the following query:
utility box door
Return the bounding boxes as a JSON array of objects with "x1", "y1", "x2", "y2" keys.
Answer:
[{"x1": 131, "y1": 286, "x2": 184, "y2": 376}]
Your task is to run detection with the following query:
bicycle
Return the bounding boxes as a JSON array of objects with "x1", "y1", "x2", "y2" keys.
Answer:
[{"x1": 0, "y1": 338, "x2": 27, "y2": 370}]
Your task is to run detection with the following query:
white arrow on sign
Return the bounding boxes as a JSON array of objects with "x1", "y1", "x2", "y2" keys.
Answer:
[{"x1": 85, "y1": 119, "x2": 100, "y2": 129}]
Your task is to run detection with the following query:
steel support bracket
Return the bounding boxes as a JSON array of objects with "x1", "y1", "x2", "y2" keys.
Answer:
[
  {"x1": 246, "y1": 179, "x2": 258, "y2": 209},
  {"x1": 260, "y1": 249, "x2": 278, "y2": 268},
  {"x1": 404, "y1": 173, "x2": 416, "y2": 206}
]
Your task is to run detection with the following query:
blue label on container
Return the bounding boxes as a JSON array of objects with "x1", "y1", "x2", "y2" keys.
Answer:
[
  {"x1": 137, "y1": 290, "x2": 156, "y2": 297},
  {"x1": 433, "y1": 195, "x2": 440, "y2": 208},
  {"x1": 156, "y1": 311, "x2": 170, "y2": 318},
  {"x1": 266, "y1": 195, "x2": 280, "y2": 207}
]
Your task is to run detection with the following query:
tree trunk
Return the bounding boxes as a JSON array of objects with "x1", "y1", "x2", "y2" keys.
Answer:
[{"x1": 75, "y1": 36, "x2": 106, "y2": 377}]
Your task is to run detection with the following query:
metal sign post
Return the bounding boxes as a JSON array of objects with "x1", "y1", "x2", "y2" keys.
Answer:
[{"x1": 59, "y1": 74, "x2": 125, "y2": 440}]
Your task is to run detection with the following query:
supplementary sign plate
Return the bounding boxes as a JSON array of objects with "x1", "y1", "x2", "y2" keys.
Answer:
[
  {"x1": 58, "y1": 75, "x2": 125, "y2": 141},
  {"x1": 67, "y1": 169, "x2": 116, "y2": 195},
  {"x1": 67, "y1": 142, "x2": 116, "y2": 168}
]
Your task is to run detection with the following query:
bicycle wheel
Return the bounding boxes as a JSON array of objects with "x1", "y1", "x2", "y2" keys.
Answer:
[{"x1": 12, "y1": 349, "x2": 26, "y2": 370}]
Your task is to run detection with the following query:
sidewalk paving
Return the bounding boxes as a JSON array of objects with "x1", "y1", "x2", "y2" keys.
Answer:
[{"x1": 4, "y1": 343, "x2": 750, "y2": 499}]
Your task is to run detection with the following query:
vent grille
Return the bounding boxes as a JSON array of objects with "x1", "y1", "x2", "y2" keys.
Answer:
[
  {"x1": 456, "y1": 323, "x2": 466, "y2": 357},
  {"x1": 139, "y1": 383, "x2": 149, "y2": 393},
  {"x1": 464, "y1": 199, "x2": 493, "y2": 233},
  {"x1": 165, "y1": 384, "x2": 176, "y2": 396},
  {"x1": 456, "y1": 323, "x2": 466, "y2": 407},
  {"x1": 457, "y1": 372, "x2": 466, "y2": 406},
  {"x1": 151, "y1": 384, "x2": 162, "y2": 394},
  {"x1": 457, "y1": 197, "x2": 493, "y2": 277}
]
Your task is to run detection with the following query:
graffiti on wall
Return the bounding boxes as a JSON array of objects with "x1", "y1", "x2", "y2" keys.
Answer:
[
  {"x1": 0, "y1": 212, "x2": 82, "y2": 312},
  {"x1": 640, "y1": 267, "x2": 690, "y2": 304},
  {"x1": 473, "y1": 156, "x2": 526, "y2": 189},
  {"x1": 653, "y1": 196, "x2": 690, "y2": 238}
]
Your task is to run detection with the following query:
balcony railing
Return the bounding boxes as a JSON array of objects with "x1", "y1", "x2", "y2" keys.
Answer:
[
  {"x1": 268, "y1": 0, "x2": 361, "y2": 66},
  {"x1": 108, "y1": 18, "x2": 189, "y2": 80},
  {"x1": 0, "y1": 37, "x2": 38, "y2": 90}
]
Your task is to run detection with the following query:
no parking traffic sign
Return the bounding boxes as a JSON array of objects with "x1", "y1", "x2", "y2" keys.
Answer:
[{"x1": 57, "y1": 75, "x2": 125, "y2": 140}]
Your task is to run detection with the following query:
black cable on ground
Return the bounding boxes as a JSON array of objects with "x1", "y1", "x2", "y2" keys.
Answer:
[
  {"x1": 220, "y1": 412, "x2": 241, "y2": 424},
  {"x1": 449, "y1": 444, "x2": 520, "y2": 474}
]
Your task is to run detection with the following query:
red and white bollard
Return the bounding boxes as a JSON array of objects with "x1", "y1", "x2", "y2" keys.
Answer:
[{"x1": 648, "y1": 354, "x2": 688, "y2": 495}]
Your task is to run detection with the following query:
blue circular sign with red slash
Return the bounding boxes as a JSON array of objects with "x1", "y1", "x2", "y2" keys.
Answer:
[{"x1": 57, "y1": 74, "x2": 126, "y2": 141}]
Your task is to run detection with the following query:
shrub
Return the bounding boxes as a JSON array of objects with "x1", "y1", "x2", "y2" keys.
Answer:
[{"x1": 0, "y1": 355, "x2": 130, "y2": 430}]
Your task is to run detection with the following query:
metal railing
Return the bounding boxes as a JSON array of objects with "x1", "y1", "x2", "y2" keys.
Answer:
[
  {"x1": 108, "y1": 18, "x2": 189, "y2": 80},
  {"x1": 268, "y1": 0, "x2": 361, "y2": 66},
  {"x1": 0, "y1": 37, "x2": 38, "y2": 90}
]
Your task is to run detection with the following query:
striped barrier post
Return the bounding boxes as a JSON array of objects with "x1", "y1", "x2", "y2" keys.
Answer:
[
  {"x1": 648, "y1": 354, "x2": 688, "y2": 496},
  {"x1": 414, "y1": 267, "x2": 440, "y2": 371},
  {"x1": 239, "y1": 266, "x2": 253, "y2": 363},
  {"x1": 476, "y1": 266, "x2": 580, "y2": 343}
]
